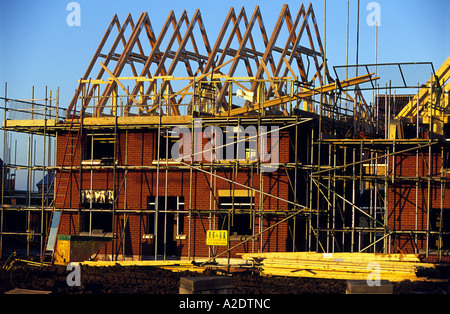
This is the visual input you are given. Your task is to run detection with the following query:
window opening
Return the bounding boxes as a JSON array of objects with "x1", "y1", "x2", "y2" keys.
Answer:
[{"x1": 85, "y1": 134, "x2": 115, "y2": 162}]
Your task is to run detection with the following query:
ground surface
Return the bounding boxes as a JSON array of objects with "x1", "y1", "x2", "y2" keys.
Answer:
[{"x1": 1, "y1": 262, "x2": 450, "y2": 294}]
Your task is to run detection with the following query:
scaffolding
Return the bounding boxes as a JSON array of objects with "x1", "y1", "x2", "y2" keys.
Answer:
[
  {"x1": 0, "y1": 84, "x2": 60, "y2": 259},
  {"x1": 1, "y1": 3, "x2": 450, "y2": 265}
]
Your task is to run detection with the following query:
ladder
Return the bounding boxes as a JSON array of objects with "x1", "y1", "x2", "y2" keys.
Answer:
[{"x1": 41, "y1": 97, "x2": 84, "y2": 265}]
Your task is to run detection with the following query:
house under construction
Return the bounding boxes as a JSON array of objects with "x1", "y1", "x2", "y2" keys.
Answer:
[{"x1": 1, "y1": 3, "x2": 450, "y2": 265}]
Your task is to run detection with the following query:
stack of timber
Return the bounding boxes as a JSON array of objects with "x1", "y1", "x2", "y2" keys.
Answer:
[
  {"x1": 240, "y1": 252, "x2": 435, "y2": 282},
  {"x1": 81, "y1": 260, "x2": 204, "y2": 273},
  {"x1": 5, "y1": 288, "x2": 52, "y2": 294}
]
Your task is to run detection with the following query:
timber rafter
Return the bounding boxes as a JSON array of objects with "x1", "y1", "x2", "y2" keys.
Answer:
[{"x1": 67, "y1": 3, "x2": 335, "y2": 118}]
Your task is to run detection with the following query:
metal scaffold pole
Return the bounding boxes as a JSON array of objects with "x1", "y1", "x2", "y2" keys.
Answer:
[{"x1": 0, "y1": 83, "x2": 6, "y2": 259}]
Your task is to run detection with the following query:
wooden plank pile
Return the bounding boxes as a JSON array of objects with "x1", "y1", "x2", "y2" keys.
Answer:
[
  {"x1": 240, "y1": 252, "x2": 435, "y2": 282},
  {"x1": 81, "y1": 260, "x2": 204, "y2": 273},
  {"x1": 5, "y1": 288, "x2": 51, "y2": 294}
]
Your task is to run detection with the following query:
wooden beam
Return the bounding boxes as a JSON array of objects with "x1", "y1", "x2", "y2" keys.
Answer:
[
  {"x1": 67, "y1": 14, "x2": 121, "y2": 116},
  {"x1": 146, "y1": 55, "x2": 240, "y2": 113},
  {"x1": 283, "y1": 57, "x2": 298, "y2": 81},
  {"x1": 4, "y1": 119, "x2": 57, "y2": 128},
  {"x1": 80, "y1": 14, "x2": 138, "y2": 114},
  {"x1": 397, "y1": 56, "x2": 450, "y2": 119},
  {"x1": 260, "y1": 58, "x2": 281, "y2": 98},
  {"x1": 99, "y1": 62, "x2": 142, "y2": 108},
  {"x1": 95, "y1": 13, "x2": 150, "y2": 116},
  {"x1": 124, "y1": 11, "x2": 177, "y2": 115},
  {"x1": 217, "y1": 73, "x2": 378, "y2": 116},
  {"x1": 215, "y1": 6, "x2": 261, "y2": 110}
]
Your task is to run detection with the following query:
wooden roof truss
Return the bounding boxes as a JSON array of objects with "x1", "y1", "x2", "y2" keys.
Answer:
[{"x1": 66, "y1": 3, "x2": 337, "y2": 118}]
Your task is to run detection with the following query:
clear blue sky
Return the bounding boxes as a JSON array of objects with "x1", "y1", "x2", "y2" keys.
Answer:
[{"x1": 1, "y1": 0, "x2": 449, "y2": 104}]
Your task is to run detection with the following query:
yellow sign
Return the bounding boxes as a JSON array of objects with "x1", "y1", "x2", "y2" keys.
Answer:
[{"x1": 206, "y1": 230, "x2": 228, "y2": 246}]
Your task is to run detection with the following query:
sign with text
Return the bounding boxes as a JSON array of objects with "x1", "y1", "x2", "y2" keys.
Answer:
[
  {"x1": 81, "y1": 190, "x2": 114, "y2": 204},
  {"x1": 206, "y1": 230, "x2": 228, "y2": 246}
]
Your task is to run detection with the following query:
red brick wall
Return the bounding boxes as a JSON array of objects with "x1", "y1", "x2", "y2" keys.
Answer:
[
  {"x1": 388, "y1": 150, "x2": 449, "y2": 259},
  {"x1": 54, "y1": 127, "x2": 293, "y2": 259}
]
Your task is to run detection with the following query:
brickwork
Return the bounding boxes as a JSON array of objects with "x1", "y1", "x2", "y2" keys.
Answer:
[
  {"x1": 53, "y1": 126, "x2": 450, "y2": 261},
  {"x1": 388, "y1": 150, "x2": 450, "y2": 259},
  {"x1": 54, "y1": 127, "x2": 293, "y2": 259}
]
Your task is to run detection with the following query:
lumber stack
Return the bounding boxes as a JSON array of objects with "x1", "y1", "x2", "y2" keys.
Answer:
[
  {"x1": 5, "y1": 288, "x2": 52, "y2": 294},
  {"x1": 81, "y1": 260, "x2": 204, "y2": 273},
  {"x1": 240, "y1": 252, "x2": 435, "y2": 282}
]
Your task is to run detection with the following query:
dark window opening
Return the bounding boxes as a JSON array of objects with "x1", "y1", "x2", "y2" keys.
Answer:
[
  {"x1": 445, "y1": 142, "x2": 450, "y2": 169},
  {"x1": 85, "y1": 134, "x2": 116, "y2": 161},
  {"x1": 218, "y1": 213, "x2": 252, "y2": 236},
  {"x1": 147, "y1": 196, "x2": 185, "y2": 255},
  {"x1": 82, "y1": 211, "x2": 113, "y2": 233},
  {"x1": 147, "y1": 196, "x2": 185, "y2": 235},
  {"x1": 158, "y1": 130, "x2": 178, "y2": 160},
  {"x1": 223, "y1": 127, "x2": 257, "y2": 161},
  {"x1": 147, "y1": 196, "x2": 185, "y2": 211},
  {"x1": 430, "y1": 209, "x2": 450, "y2": 251}
]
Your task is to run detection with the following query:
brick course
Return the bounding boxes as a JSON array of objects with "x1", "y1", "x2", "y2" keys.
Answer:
[
  {"x1": 55, "y1": 127, "x2": 293, "y2": 259},
  {"x1": 388, "y1": 151, "x2": 450, "y2": 259}
]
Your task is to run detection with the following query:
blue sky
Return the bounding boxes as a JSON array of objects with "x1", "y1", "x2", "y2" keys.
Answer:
[{"x1": 1, "y1": 0, "x2": 449, "y2": 104}]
